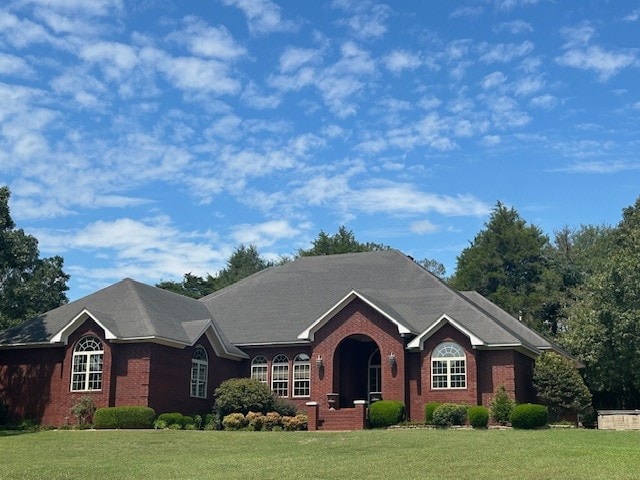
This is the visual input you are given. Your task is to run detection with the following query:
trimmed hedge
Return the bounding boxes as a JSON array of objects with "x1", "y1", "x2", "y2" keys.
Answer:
[
  {"x1": 94, "y1": 406, "x2": 155, "y2": 429},
  {"x1": 368, "y1": 400, "x2": 406, "y2": 428},
  {"x1": 424, "y1": 402, "x2": 441, "y2": 425},
  {"x1": 467, "y1": 405, "x2": 489, "y2": 428},
  {"x1": 432, "y1": 403, "x2": 467, "y2": 427},
  {"x1": 156, "y1": 412, "x2": 195, "y2": 429},
  {"x1": 214, "y1": 378, "x2": 276, "y2": 417},
  {"x1": 510, "y1": 403, "x2": 548, "y2": 429}
]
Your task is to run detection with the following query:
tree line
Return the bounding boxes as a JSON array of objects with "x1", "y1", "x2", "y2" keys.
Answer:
[{"x1": 2, "y1": 184, "x2": 640, "y2": 409}]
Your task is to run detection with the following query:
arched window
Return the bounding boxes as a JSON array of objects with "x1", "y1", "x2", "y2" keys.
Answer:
[
  {"x1": 431, "y1": 342, "x2": 466, "y2": 389},
  {"x1": 190, "y1": 345, "x2": 208, "y2": 399},
  {"x1": 71, "y1": 336, "x2": 103, "y2": 391},
  {"x1": 293, "y1": 353, "x2": 310, "y2": 397},
  {"x1": 271, "y1": 354, "x2": 289, "y2": 397},
  {"x1": 251, "y1": 355, "x2": 268, "y2": 384}
]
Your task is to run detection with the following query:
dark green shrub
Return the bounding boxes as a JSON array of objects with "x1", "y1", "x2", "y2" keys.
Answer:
[
  {"x1": 181, "y1": 415, "x2": 195, "y2": 428},
  {"x1": 214, "y1": 378, "x2": 275, "y2": 417},
  {"x1": 424, "y1": 402, "x2": 441, "y2": 424},
  {"x1": 157, "y1": 412, "x2": 185, "y2": 428},
  {"x1": 94, "y1": 406, "x2": 155, "y2": 429},
  {"x1": 222, "y1": 413, "x2": 247, "y2": 430},
  {"x1": 432, "y1": 403, "x2": 467, "y2": 427},
  {"x1": 467, "y1": 405, "x2": 489, "y2": 428},
  {"x1": 510, "y1": 403, "x2": 548, "y2": 429},
  {"x1": 273, "y1": 397, "x2": 298, "y2": 417},
  {"x1": 490, "y1": 385, "x2": 515, "y2": 424},
  {"x1": 368, "y1": 400, "x2": 406, "y2": 428}
]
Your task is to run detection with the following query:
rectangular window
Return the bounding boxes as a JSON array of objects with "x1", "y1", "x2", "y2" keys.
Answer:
[
  {"x1": 71, "y1": 353, "x2": 103, "y2": 391},
  {"x1": 251, "y1": 365, "x2": 268, "y2": 383},
  {"x1": 272, "y1": 364, "x2": 289, "y2": 397},
  {"x1": 191, "y1": 362, "x2": 207, "y2": 399},
  {"x1": 293, "y1": 363, "x2": 310, "y2": 397},
  {"x1": 431, "y1": 360, "x2": 448, "y2": 389}
]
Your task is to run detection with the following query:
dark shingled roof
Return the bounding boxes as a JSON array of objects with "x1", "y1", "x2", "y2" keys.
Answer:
[
  {"x1": 0, "y1": 278, "x2": 245, "y2": 358},
  {"x1": 199, "y1": 249, "x2": 552, "y2": 351}
]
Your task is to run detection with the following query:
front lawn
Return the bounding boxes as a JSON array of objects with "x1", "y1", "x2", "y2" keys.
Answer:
[{"x1": 1, "y1": 428, "x2": 638, "y2": 479}]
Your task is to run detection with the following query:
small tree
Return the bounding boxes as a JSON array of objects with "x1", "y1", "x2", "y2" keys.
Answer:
[
  {"x1": 70, "y1": 396, "x2": 96, "y2": 426},
  {"x1": 533, "y1": 352, "x2": 592, "y2": 423},
  {"x1": 213, "y1": 378, "x2": 275, "y2": 419},
  {"x1": 490, "y1": 385, "x2": 515, "y2": 425}
]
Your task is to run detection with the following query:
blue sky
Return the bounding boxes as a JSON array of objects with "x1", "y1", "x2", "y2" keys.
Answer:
[{"x1": 1, "y1": 0, "x2": 639, "y2": 300}]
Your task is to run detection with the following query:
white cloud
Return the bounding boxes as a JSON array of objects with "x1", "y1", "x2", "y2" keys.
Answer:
[
  {"x1": 560, "y1": 23, "x2": 595, "y2": 49},
  {"x1": 0, "y1": 53, "x2": 36, "y2": 77},
  {"x1": 79, "y1": 41, "x2": 138, "y2": 81},
  {"x1": 481, "y1": 71, "x2": 507, "y2": 89},
  {"x1": 450, "y1": 6, "x2": 484, "y2": 18},
  {"x1": 169, "y1": 17, "x2": 247, "y2": 60},
  {"x1": 410, "y1": 220, "x2": 440, "y2": 234},
  {"x1": 556, "y1": 46, "x2": 638, "y2": 82},
  {"x1": 241, "y1": 81, "x2": 281, "y2": 109},
  {"x1": 556, "y1": 161, "x2": 640, "y2": 174},
  {"x1": 479, "y1": 41, "x2": 534, "y2": 63},
  {"x1": 623, "y1": 9, "x2": 640, "y2": 22},
  {"x1": 231, "y1": 220, "x2": 301, "y2": 247},
  {"x1": 513, "y1": 75, "x2": 545, "y2": 96},
  {"x1": 383, "y1": 50, "x2": 422, "y2": 73},
  {"x1": 530, "y1": 94, "x2": 558, "y2": 110},
  {"x1": 279, "y1": 47, "x2": 321, "y2": 73},
  {"x1": 221, "y1": 0, "x2": 298, "y2": 35},
  {"x1": 493, "y1": 0, "x2": 538, "y2": 12},
  {"x1": 21, "y1": 0, "x2": 123, "y2": 16},
  {"x1": 481, "y1": 135, "x2": 501, "y2": 146},
  {"x1": 332, "y1": 0, "x2": 390, "y2": 40},
  {"x1": 0, "y1": 11, "x2": 56, "y2": 48},
  {"x1": 493, "y1": 20, "x2": 533, "y2": 34}
]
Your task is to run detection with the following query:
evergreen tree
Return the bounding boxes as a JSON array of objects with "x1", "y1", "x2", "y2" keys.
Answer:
[{"x1": 297, "y1": 226, "x2": 388, "y2": 256}]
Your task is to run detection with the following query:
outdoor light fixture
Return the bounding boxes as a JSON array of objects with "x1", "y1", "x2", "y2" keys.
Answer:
[
  {"x1": 316, "y1": 355, "x2": 323, "y2": 368},
  {"x1": 388, "y1": 353, "x2": 396, "y2": 366}
]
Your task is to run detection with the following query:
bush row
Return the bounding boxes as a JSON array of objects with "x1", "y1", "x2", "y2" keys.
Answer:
[
  {"x1": 94, "y1": 406, "x2": 156, "y2": 429},
  {"x1": 423, "y1": 401, "x2": 548, "y2": 429},
  {"x1": 368, "y1": 400, "x2": 406, "y2": 428},
  {"x1": 221, "y1": 411, "x2": 308, "y2": 431}
]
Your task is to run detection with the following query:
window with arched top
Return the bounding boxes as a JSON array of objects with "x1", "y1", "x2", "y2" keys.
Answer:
[
  {"x1": 251, "y1": 355, "x2": 268, "y2": 384},
  {"x1": 271, "y1": 354, "x2": 289, "y2": 397},
  {"x1": 431, "y1": 342, "x2": 466, "y2": 389},
  {"x1": 190, "y1": 345, "x2": 208, "y2": 399},
  {"x1": 71, "y1": 336, "x2": 103, "y2": 391},
  {"x1": 293, "y1": 353, "x2": 310, "y2": 397}
]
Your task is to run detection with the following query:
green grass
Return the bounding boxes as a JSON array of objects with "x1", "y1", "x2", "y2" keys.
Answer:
[{"x1": 1, "y1": 428, "x2": 639, "y2": 479}]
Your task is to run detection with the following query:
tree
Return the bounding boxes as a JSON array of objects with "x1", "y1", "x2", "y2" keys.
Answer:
[
  {"x1": 0, "y1": 186, "x2": 70, "y2": 331},
  {"x1": 561, "y1": 197, "x2": 640, "y2": 408},
  {"x1": 449, "y1": 202, "x2": 550, "y2": 331},
  {"x1": 533, "y1": 352, "x2": 592, "y2": 423},
  {"x1": 418, "y1": 258, "x2": 447, "y2": 279},
  {"x1": 297, "y1": 226, "x2": 388, "y2": 256},
  {"x1": 157, "y1": 244, "x2": 272, "y2": 299}
]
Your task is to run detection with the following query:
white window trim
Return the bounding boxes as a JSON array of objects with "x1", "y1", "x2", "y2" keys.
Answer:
[
  {"x1": 431, "y1": 342, "x2": 467, "y2": 390},
  {"x1": 271, "y1": 354, "x2": 289, "y2": 398},
  {"x1": 292, "y1": 353, "x2": 310, "y2": 398},
  {"x1": 251, "y1": 355, "x2": 269, "y2": 384},
  {"x1": 190, "y1": 345, "x2": 208, "y2": 399},
  {"x1": 70, "y1": 336, "x2": 103, "y2": 392}
]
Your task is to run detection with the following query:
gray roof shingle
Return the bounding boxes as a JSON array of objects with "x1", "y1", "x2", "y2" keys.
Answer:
[{"x1": 199, "y1": 249, "x2": 546, "y2": 351}]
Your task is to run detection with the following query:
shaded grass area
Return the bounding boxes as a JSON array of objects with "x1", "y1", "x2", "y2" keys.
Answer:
[{"x1": 1, "y1": 428, "x2": 639, "y2": 480}]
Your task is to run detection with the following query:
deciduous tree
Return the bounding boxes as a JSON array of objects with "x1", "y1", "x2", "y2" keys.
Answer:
[{"x1": 0, "y1": 187, "x2": 69, "y2": 331}]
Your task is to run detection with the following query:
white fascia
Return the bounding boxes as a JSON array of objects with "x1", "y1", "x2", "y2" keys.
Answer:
[
  {"x1": 297, "y1": 289, "x2": 413, "y2": 341},
  {"x1": 50, "y1": 309, "x2": 117, "y2": 345},
  {"x1": 406, "y1": 314, "x2": 485, "y2": 350},
  {"x1": 203, "y1": 320, "x2": 248, "y2": 361}
]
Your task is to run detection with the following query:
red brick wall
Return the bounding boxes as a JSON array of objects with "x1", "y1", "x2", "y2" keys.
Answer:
[
  {"x1": 407, "y1": 324, "x2": 478, "y2": 422},
  {"x1": 148, "y1": 336, "x2": 243, "y2": 416},
  {"x1": 311, "y1": 299, "x2": 406, "y2": 416},
  {"x1": 477, "y1": 350, "x2": 516, "y2": 406},
  {"x1": 514, "y1": 351, "x2": 535, "y2": 403}
]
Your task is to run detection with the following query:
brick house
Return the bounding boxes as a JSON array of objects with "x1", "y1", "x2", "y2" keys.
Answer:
[{"x1": 0, "y1": 250, "x2": 567, "y2": 429}]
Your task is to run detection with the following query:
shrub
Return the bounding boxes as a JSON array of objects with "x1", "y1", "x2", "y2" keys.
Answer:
[
  {"x1": 214, "y1": 378, "x2": 275, "y2": 417},
  {"x1": 467, "y1": 406, "x2": 489, "y2": 428},
  {"x1": 94, "y1": 406, "x2": 155, "y2": 429},
  {"x1": 295, "y1": 413, "x2": 308, "y2": 431},
  {"x1": 70, "y1": 396, "x2": 96, "y2": 426},
  {"x1": 432, "y1": 403, "x2": 467, "y2": 427},
  {"x1": 510, "y1": 403, "x2": 548, "y2": 429},
  {"x1": 490, "y1": 385, "x2": 515, "y2": 424},
  {"x1": 262, "y1": 411, "x2": 282, "y2": 431},
  {"x1": 273, "y1": 397, "x2": 298, "y2": 417},
  {"x1": 424, "y1": 402, "x2": 441, "y2": 425},
  {"x1": 368, "y1": 400, "x2": 406, "y2": 428},
  {"x1": 222, "y1": 412, "x2": 247, "y2": 430},
  {"x1": 157, "y1": 412, "x2": 185, "y2": 428},
  {"x1": 245, "y1": 411, "x2": 264, "y2": 431},
  {"x1": 153, "y1": 419, "x2": 167, "y2": 429}
]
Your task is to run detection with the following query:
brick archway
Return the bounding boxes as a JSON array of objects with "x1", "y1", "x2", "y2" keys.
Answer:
[{"x1": 333, "y1": 334, "x2": 379, "y2": 408}]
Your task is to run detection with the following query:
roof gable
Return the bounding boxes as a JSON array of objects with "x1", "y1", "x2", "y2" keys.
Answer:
[{"x1": 298, "y1": 290, "x2": 415, "y2": 341}]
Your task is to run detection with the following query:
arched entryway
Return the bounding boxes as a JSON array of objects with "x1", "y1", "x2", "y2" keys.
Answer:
[{"x1": 333, "y1": 334, "x2": 380, "y2": 408}]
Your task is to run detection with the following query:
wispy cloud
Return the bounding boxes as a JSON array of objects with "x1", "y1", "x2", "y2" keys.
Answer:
[
  {"x1": 555, "y1": 161, "x2": 640, "y2": 174},
  {"x1": 556, "y1": 45, "x2": 638, "y2": 82},
  {"x1": 493, "y1": 20, "x2": 533, "y2": 34},
  {"x1": 383, "y1": 50, "x2": 422, "y2": 73},
  {"x1": 332, "y1": 0, "x2": 391, "y2": 40},
  {"x1": 221, "y1": 0, "x2": 298, "y2": 35}
]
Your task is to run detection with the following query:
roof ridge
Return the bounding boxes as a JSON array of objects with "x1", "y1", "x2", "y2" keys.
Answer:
[{"x1": 123, "y1": 279, "x2": 157, "y2": 337}]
